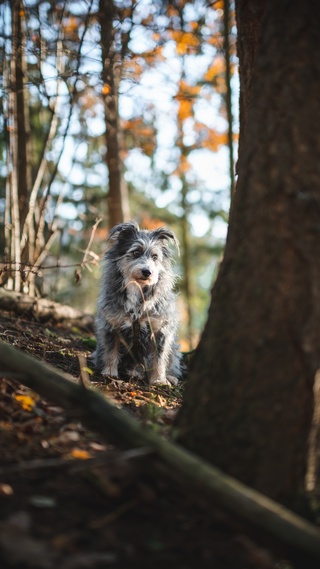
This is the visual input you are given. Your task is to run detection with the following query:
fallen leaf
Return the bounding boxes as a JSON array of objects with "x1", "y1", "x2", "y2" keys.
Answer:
[
  {"x1": 0, "y1": 483, "x2": 13, "y2": 495},
  {"x1": 15, "y1": 395, "x2": 36, "y2": 412},
  {"x1": 58, "y1": 431, "x2": 80, "y2": 443},
  {"x1": 70, "y1": 448, "x2": 92, "y2": 460}
]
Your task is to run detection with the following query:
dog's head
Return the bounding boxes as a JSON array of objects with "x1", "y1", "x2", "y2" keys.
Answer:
[{"x1": 106, "y1": 221, "x2": 179, "y2": 288}]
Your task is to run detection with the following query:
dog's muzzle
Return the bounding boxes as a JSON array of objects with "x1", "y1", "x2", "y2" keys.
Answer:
[{"x1": 141, "y1": 268, "x2": 152, "y2": 279}]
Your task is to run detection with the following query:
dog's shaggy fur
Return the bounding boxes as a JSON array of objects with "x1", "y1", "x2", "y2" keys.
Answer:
[{"x1": 93, "y1": 221, "x2": 182, "y2": 386}]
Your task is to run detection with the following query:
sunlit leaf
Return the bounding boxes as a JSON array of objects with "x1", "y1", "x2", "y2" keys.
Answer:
[
  {"x1": 166, "y1": 5, "x2": 179, "y2": 18},
  {"x1": 102, "y1": 84, "x2": 111, "y2": 95},
  {"x1": 178, "y1": 99, "x2": 193, "y2": 122},
  {"x1": 202, "y1": 130, "x2": 228, "y2": 151},
  {"x1": 15, "y1": 394, "x2": 36, "y2": 412},
  {"x1": 62, "y1": 16, "x2": 80, "y2": 40},
  {"x1": 204, "y1": 58, "x2": 225, "y2": 82}
]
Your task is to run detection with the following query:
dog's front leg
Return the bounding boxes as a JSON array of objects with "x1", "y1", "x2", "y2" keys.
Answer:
[
  {"x1": 101, "y1": 329, "x2": 120, "y2": 378},
  {"x1": 149, "y1": 330, "x2": 178, "y2": 387},
  {"x1": 94, "y1": 318, "x2": 120, "y2": 378}
]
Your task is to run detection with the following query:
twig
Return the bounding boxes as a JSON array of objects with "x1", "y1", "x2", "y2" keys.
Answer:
[
  {"x1": 78, "y1": 354, "x2": 92, "y2": 389},
  {"x1": 90, "y1": 499, "x2": 138, "y2": 528},
  {"x1": 0, "y1": 448, "x2": 150, "y2": 476},
  {"x1": 81, "y1": 218, "x2": 103, "y2": 267},
  {"x1": 0, "y1": 260, "x2": 97, "y2": 273}
]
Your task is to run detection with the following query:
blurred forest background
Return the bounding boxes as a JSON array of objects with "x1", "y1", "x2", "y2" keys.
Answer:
[{"x1": 0, "y1": 0, "x2": 238, "y2": 349}]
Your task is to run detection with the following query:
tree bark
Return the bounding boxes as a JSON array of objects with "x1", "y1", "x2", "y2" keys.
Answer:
[
  {"x1": 176, "y1": 0, "x2": 320, "y2": 506},
  {"x1": 223, "y1": 0, "x2": 235, "y2": 200},
  {"x1": 1, "y1": 340, "x2": 320, "y2": 567},
  {"x1": 12, "y1": 0, "x2": 32, "y2": 225},
  {"x1": 99, "y1": 0, "x2": 130, "y2": 227},
  {"x1": 234, "y1": 0, "x2": 265, "y2": 170}
]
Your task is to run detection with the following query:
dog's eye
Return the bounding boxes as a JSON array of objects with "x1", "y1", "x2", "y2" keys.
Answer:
[
  {"x1": 152, "y1": 254, "x2": 158, "y2": 261},
  {"x1": 132, "y1": 249, "x2": 141, "y2": 258}
]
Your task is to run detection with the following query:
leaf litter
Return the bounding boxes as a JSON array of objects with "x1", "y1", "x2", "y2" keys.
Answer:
[{"x1": 0, "y1": 310, "x2": 283, "y2": 569}]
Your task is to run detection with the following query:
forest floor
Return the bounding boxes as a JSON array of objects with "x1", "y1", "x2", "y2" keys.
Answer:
[{"x1": 0, "y1": 310, "x2": 299, "y2": 569}]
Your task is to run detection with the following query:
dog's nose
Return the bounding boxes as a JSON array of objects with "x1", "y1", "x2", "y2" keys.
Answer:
[{"x1": 141, "y1": 268, "x2": 152, "y2": 278}]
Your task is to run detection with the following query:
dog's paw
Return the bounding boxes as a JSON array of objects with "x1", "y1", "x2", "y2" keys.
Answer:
[
  {"x1": 150, "y1": 376, "x2": 171, "y2": 387},
  {"x1": 150, "y1": 375, "x2": 179, "y2": 387},
  {"x1": 102, "y1": 368, "x2": 118, "y2": 379},
  {"x1": 166, "y1": 375, "x2": 179, "y2": 386}
]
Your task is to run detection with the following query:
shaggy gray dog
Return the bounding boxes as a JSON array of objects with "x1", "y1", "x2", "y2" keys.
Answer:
[{"x1": 93, "y1": 221, "x2": 182, "y2": 386}]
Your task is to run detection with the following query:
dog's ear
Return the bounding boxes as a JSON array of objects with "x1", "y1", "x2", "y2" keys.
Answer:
[
  {"x1": 151, "y1": 227, "x2": 180, "y2": 254},
  {"x1": 107, "y1": 221, "x2": 139, "y2": 244}
]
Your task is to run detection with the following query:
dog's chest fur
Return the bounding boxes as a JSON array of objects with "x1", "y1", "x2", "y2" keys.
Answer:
[
  {"x1": 122, "y1": 284, "x2": 166, "y2": 332},
  {"x1": 124, "y1": 283, "x2": 147, "y2": 319}
]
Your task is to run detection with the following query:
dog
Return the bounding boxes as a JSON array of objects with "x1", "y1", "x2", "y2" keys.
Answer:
[{"x1": 93, "y1": 221, "x2": 182, "y2": 386}]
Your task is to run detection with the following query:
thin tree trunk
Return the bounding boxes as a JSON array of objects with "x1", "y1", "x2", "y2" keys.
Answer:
[
  {"x1": 99, "y1": 0, "x2": 130, "y2": 227},
  {"x1": 13, "y1": 0, "x2": 32, "y2": 227},
  {"x1": 8, "y1": 4, "x2": 22, "y2": 292},
  {"x1": 176, "y1": 0, "x2": 320, "y2": 507}
]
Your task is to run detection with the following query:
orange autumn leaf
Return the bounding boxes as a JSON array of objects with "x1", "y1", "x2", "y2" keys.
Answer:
[
  {"x1": 70, "y1": 449, "x2": 91, "y2": 460},
  {"x1": 215, "y1": 76, "x2": 227, "y2": 94},
  {"x1": 15, "y1": 394, "x2": 36, "y2": 412},
  {"x1": 170, "y1": 30, "x2": 200, "y2": 55},
  {"x1": 214, "y1": 0, "x2": 224, "y2": 10},
  {"x1": 138, "y1": 47, "x2": 165, "y2": 66},
  {"x1": 63, "y1": 16, "x2": 79, "y2": 40},
  {"x1": 123, "y1": 58, "x2": 144, "y2": 79},
  {"x1": 178, "y1": 99, "x2": 193, "y2": 121},
  {"x1": 102, "y1": 84, "x2": 111, "y2": 95},
  {"x1": 202, "y1": 130, "x2": 228, "y2": 152},
  {"x1": 207, "y1": 35, "x2": 223, "y2": 49},
  {"x1": 178, "y1": 79, "x2": 201, "y2": 98},
  {"x1": 139, "y1": 215, "x2": 166, "y2": 230},
  {"x1": 173, "y1": 155, "x2": 191, "y2": 176},
  {"x1": 166, "y1": 4, "x2": 179, "y2": 17},
  {"x1": 204, "y1": 58, "x2": 225, "y2": 82},
  {"x1": 122, "y1": 117, "x2": 156, "y2": 156},
  {"x1": 188, "y1": 21, "x2": 199, "y2": 31}
]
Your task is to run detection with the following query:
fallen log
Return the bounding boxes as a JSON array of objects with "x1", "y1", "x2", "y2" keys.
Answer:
[
  {"x1": 0, "y1": 289, "x2": 93, "y2": 329},
  {"x1": 0, "y1": 339, "x2": 320, "y2": 567}
]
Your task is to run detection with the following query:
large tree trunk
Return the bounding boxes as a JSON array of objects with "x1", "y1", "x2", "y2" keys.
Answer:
[
  {"x1": 223, "y1": 0, "x2": 235, "y2": 200},
  {"x1": 176, "y1": 0, "x2": 320, "y2": 507},
  {"x1": 234, "y1": 0, "x2": 265, "y2": 169}
]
